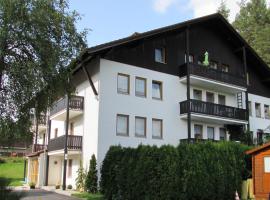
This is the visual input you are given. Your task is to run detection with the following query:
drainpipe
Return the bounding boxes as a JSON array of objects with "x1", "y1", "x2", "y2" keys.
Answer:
[
  {"x1": 62, "y1": 94, "x2": 70, "y2": 190},
  {"x1": 34, "y1": 106, "x2": 39, "y2": 152},
  {"x1": 186, "y1": 26, "x2": 191, "y2": 142},
  {"x1": 45, "y1": 119, "x2": 51, "y2": 186}
]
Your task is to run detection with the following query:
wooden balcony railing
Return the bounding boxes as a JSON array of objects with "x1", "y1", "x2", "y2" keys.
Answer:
[
  {"x1": 179, "y1": 63, "x2": 246, "y2": 87},
  {"x1": 180, "y1": 99, "x2": 248, "y2": 121},
  {"x1": 50, "y1": 95, "x2": 84, "y2": 117},
  {"x1": 33, "y1": 144, "x2": 47, "y2": 152},
  {"x1": 48, "y1": 135, "x2": 82, "y2": 152}
]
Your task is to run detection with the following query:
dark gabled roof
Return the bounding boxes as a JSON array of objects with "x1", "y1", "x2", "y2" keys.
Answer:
[{"x1": 74, "y1": 13, "x2": 270, "y2": 78}]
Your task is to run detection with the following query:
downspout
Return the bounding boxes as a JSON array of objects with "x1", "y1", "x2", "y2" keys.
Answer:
[{"x1": 186, "y1": 26, "x2": 191, "y2": 142}]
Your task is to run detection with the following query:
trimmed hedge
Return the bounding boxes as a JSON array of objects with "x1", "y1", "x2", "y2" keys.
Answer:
[{"x1": 100, "y1": 142, "x2": 251, "y2": 200}]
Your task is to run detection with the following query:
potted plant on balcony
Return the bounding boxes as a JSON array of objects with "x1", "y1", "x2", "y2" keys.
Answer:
[
  {"x1": 203, "y1": 51, "x2": 209, "y2": 66},
  {"x1": 29, "y1": 182, "x2": 35, "y2": 189}
]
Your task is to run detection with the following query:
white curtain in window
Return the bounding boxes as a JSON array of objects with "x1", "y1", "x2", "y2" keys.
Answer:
[
  {"x1": 117, "y1": 115, "x2": 128, "y2": 134},
  {"x1": 136, "y1": 79, "x2": 145, "y2": 96},
  {"x1": 135, "y1": 118, "x2": 145, "y2": 136},
  {"x1": 152, "y1": 82, "x2": 161, "y2": 99},
  {"x1": 207, "y1": 127, "x2": 214, "y2": 140},
  {"x1": 118, "y1": 75, "x2": 128, "y2": 93},
  {"x1": 152, "y1": 120, "x2": 162, "y2": 138}
]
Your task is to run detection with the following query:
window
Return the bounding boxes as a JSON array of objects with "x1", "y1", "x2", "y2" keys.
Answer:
[
  {"x1": 218, "y1": 95, "x2": 226, "y2": 105},
  {"x1": 152, "y1": 119, "x2": 162, "y2": 139},
  {"x1": 68, "y1": 159, "x2": 72, "y2": 178},
  {"x1": 255, "y1": 103, "x2": 261, "y2": 118},
  {"x1": 116, "y1": 114, "x2": 129, "y2": 136},
  {"x1": 117, "y1": 73, "x2": 130, "y2": 94},
  {"x1": 54, "y1": 128, "x2": 58, "y2": 138},
  {"x1": 193, "y1": 89, "x2": 202, "y2": 101},
  {"x1": 155, "y1": 48, "x2": 166, "y2": 63},
  {"x1": 219, "y1": 128, "x2": 226, "y2": 140},
  {"x1": 248, "y1": 101, "x2": 252, "y2": 116},
  {"x1": 194, "y1": 124, "x2": 203, "y2": 139},
  {"x1": 135, "y1": 117, "x2": 146, "y2": 137},
  {"x1": 209, "y1": 60, "x2": 218, "y2": 70},
  {"x1": 264, "y1": 105, "x2": 270, "y2": 119},
  {"x1": 206, "y1": 92, "x2": 215, "y2": 103},
  {"x1": 135, "y1": 77, "x2": 146, "y2": 97},
  {"x1": 69, "y1": 122, "x2": 74, "y2": 135},
  {"x1": 264, "y1": 157, "x2": 270, "y2": 173},
  {"x1": 207, "y1": 127, "x2": 215, "y2": 140},
  {"x1": 221, "y1": 64, "x2": 229, "y2": 72},
  {"x1": 185, "y1": 53, "x2": 194, "y2": 63},
  {"x1": 152, "y1": 81, "x2": 162, "y2": 100}
]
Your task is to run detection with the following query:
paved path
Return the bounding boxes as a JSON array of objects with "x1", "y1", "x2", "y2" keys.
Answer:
[{"x1": 14, "y1": 189, "x2": 79, "y2": 200}]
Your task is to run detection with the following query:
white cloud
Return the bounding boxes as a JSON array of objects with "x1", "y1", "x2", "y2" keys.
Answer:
[{"x1": 153, "y1": 0, "x2": 177, "y2": 13}]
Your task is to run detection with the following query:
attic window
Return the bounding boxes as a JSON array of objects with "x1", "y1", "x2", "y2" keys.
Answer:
[{"x1": 155, "y1": 48, "x2": 166, "y2": 63}]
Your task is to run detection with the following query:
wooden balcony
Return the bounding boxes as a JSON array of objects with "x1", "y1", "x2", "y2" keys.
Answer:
[
  {"x1": 48, "y1": 135, "x2": 82, "y2": 152},
  {"x1": 50, "y1": 95, "x2": 84, "y2": 120},
  {"x1": 33, "y1": 144, "x2": 47, "y2": 152},
  {"x1": 179, "y1": 63, "x2": 246, "y2": 93},
  {"x1": 180, "y1": 99, "x2": 248, "y2": 124}
]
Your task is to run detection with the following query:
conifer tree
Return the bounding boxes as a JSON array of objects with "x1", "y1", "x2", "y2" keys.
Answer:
[{"x1": 85, "y1": 154, "x2": 98, "y2": 193}]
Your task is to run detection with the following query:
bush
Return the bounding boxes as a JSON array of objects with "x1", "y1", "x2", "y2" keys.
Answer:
[
  {"x1": 76, "y1": 160, "x2": 86, "y2": 192},
  {"x1": 85, "y1": 154, "x2": 98, "y2": 193},
  {"x1": 0, "y1": 158, "x2": 6, "y2": 164},
  {"x1": 100, "y1": 142, "x2": 251, "y2": 200}
]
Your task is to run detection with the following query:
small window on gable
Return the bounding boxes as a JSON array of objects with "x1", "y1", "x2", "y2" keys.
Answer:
[
  {"x1": 221, "y1": 64, "x2": 229, "y2": 72},
  {"x1": 155, "y1": 48, "x2": 166, "y2": 63}
]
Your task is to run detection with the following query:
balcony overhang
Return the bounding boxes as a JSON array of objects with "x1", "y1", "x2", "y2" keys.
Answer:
[
  {"x1": 50, "y1": 109, "x2": 83, "y2": 121},
  {"x1": 48, "y1": 149, "x2": 81, "y2": 156},
  {"x1": 180, "y1": 113, "x2": 248, "y2": 125},
  {"x1": 179, "y1": 75, "x2": 246, "y2": 93}
]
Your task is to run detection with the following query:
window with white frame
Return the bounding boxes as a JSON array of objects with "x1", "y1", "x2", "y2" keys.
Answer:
[
  {"x1": 152, "y1": 81, "x2": 162, "y2": 100},
  {"x1": 135, "y1": 77, "x2": 146, "y2": 97},
  {"x1": 264, "y1": 157, "x2": 270, "y2": 173},
  {"x1": 206, "y1": 92, "x2": 215, "y2": 103},
  {"x1": 117, "y1": 73, "x2": 130, "y2": 94},
  {"x1": 135, "y1": 117, "x2": 146, "y2": 137},
  {"x1": 155, "y1": 48, "x2": 166, "y2": 63},
  {"x1": 255, "y1": 103, "x2": 261, "y2": 118},
  {"x1": 152, "y1": 119, "x2": 162, "y2": 139},
  {"x1": 116, "y1": 114, "x2": 129, "y2": 136},
  {"x1": 264, "y1": 105, "x2": 270, "y2": 119},
  {"x1": 193, "y1": 89, "x2": 202, "y2": 101},
  {"x1": 207, "y1": 127, "x2": 215, "y2": 140},
  {"x1": 219, "y1": 128, "x2": 226, "y2": 140},
  {"x1": 218, "y1": 94, "x2": 226, "y2": 105},
  {"x1": 194, "y1": 124, "x2": 203, "y2": 139}
]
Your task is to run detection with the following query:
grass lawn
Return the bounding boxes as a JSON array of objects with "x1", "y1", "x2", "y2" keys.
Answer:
[
  {"x1": 0, "y1": 158, "x2": 25, "y2": 186},
  {"x1": 72, "y1": 192, "x2": 104, "y2": 200}
]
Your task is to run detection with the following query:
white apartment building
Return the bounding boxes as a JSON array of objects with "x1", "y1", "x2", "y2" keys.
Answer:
[{"x1": 26, "y1": 13, "x2": 270, "y2": 189}]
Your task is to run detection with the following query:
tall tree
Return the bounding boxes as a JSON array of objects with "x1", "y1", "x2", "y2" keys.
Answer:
[
  {"x1": 233, "y1": 0, "x2": 270, "y2": 66},
  {"x1": 0, "y1": 0, "x2": 87, "y2": 145},
  {"x1": 217, "y1": 0, "x2": 230, "y2": 20}
]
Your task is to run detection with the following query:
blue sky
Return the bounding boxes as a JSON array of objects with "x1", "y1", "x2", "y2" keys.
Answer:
[{"x1": 68, "y1": 0, "x2": 249, "y2": 47}]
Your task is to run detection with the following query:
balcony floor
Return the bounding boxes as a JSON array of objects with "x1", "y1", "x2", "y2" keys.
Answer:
[
  {"x1": 179, "y1": 75, "x2": 246, "y2": 94},
  {"x1": 180, "y1": 113, "x2": 248, "y2": 125},
  {"x1": 47, "y1": 149, "x2": 82, "y2": 156}
]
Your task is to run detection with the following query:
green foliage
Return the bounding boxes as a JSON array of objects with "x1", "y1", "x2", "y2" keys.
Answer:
[
  {"x1": 217, "y1": 0, "x2": 230, "y2": 20},
  {"x1": 76, "y1": 160, "x2": 86, "y2": 192},
  {"x1": 233, "y1": 0, "x2": 270, "y2": 66},
  {"x1": 0, "y1": 161, "x2": 24, "y2": 186},
  {"x1": 101, "y1": 142, "x2": 251, "y2": 200},
  {"x1": 72, "y1": 192, "x2": 104, "y2": 200},
  {"x1": 85, "y1": 154, "x2": 98, "y2": 193},
  {"x1": 0, "y1": 0, "x2": 87, "y2": 146}
]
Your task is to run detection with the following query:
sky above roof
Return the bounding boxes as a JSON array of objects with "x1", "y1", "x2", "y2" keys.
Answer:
[{"x1": 69, "y1": 0, "x2": 270, "y2": 47}]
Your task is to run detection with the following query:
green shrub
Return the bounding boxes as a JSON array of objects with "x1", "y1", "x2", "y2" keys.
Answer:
[
  {"x1": 85, "y1": 154, "x2": 98, "y2": 193},
  {"x1": 0, "y1": 158, "x2": 6, "y2": 164},
  {"x1": 100, "y1": 142, "x2": 251, "y2": 200}
]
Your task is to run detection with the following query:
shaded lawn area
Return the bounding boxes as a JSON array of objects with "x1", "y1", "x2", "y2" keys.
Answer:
[
  {"x1": 72, "y1": 192, "x2": 104, "y2": 200},
  {"x1": 0, "y1": 161, "x2": 25, "y2": 186}
]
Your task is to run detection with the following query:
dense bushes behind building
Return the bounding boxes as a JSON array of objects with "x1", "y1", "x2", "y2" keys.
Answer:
[{"x1": 100, "y1": 142, "x2": 251, "y2": 200}]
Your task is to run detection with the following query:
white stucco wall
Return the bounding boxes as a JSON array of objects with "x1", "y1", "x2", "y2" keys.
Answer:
[{"x1": 249, "y1": 93, "x2": 270, "y2": 139}]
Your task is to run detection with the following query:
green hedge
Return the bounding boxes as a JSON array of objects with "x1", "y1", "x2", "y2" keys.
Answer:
[{"x1": 100, "y1": 142, "x2": 251, "y2": 200}]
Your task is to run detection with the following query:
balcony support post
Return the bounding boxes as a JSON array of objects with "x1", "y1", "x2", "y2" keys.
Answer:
[
  {"x1": 186, "y1": 26, "x2": 191, "y2": 141},
  {"x1": 242, "y1": 46, "x2": 250, "y2": 132},
  {"x1": 45, "y1": 119, "x2": 51, "y2": 186},
  {"x1": 62, "y1": 94, "x2": 70, "y2": 190}
]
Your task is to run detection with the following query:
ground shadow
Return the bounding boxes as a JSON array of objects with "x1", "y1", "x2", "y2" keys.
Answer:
[{"x1": 0, "y1": 177, "x2": 25, "y2": 200}]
